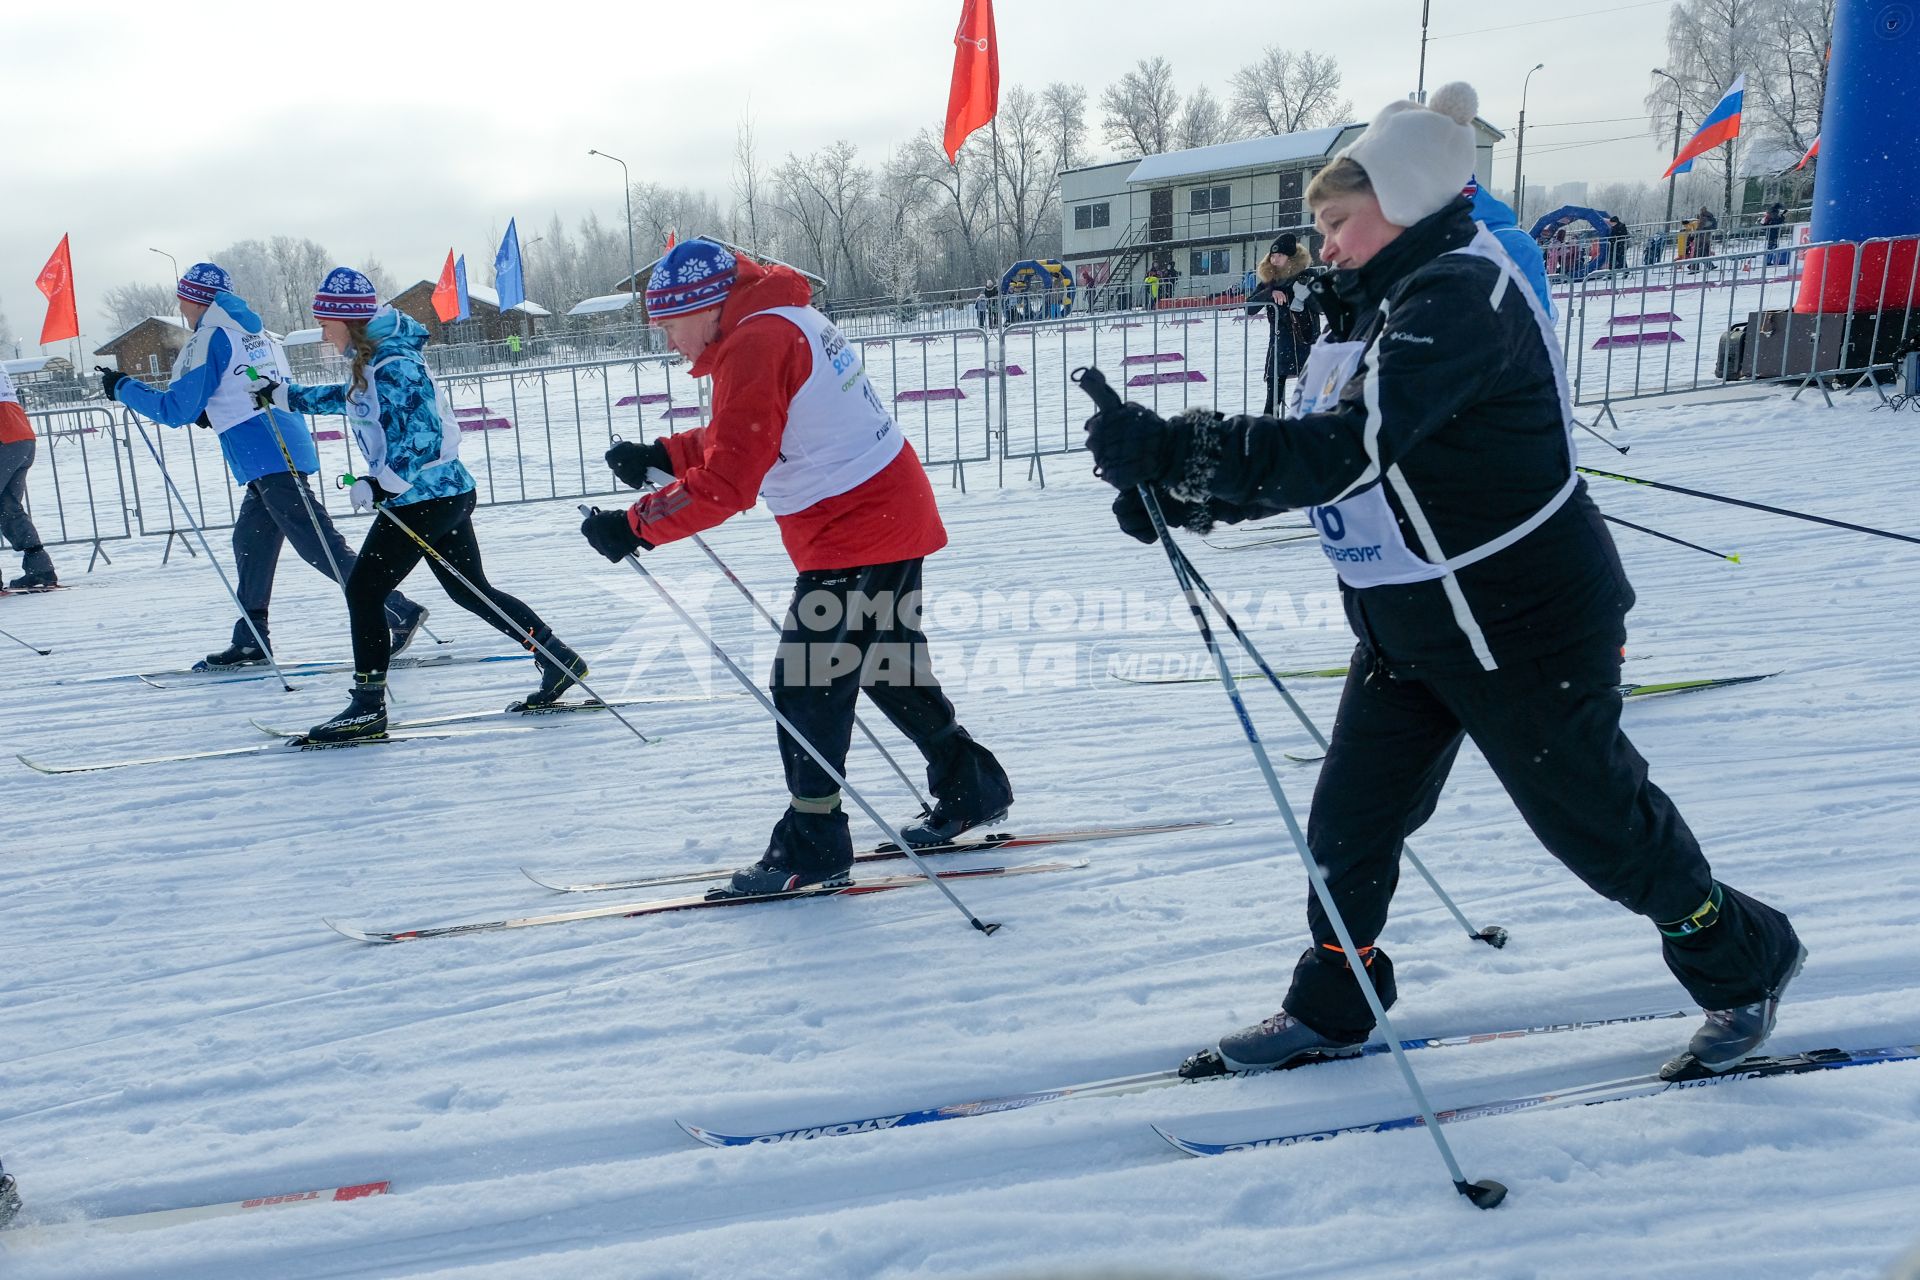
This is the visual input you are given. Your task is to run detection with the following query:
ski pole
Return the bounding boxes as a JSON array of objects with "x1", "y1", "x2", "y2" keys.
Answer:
[
  {"x1": 361, "y1": 492, "x2": 655, "y2": 746},
  {"x1": 1164, "y1": 538, "x2": 1507, "y2": 948},
  {"x1": 0, "y1": 624, "x2": 51, "y2": 656},
  {"x1": 242, "y1": 368, "x2": 445, "y2": 647},
  {"x1": 1601, "y1": 513, "x2": 1740, "y2": 563},
  {"x1": 637, "y1": 464, "x2": 932, "y2": 817},
  {"x1": 583, "y1": 504, "x2": 1000, "y2": 936},
  {"x1": 1076, "y1": 366, "x2": 1504, "y2": 1207},
  {"x1": 1579, "y1": 465, "x2": 1920, "y2": 547},
  {"x1": 120, "y1": 407, "x2": 294, "y2": 692}
]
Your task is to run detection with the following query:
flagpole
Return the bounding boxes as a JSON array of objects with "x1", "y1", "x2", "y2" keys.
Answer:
[{"x1": 990, "y1": 116, "x2": 1008, "y2": 329}]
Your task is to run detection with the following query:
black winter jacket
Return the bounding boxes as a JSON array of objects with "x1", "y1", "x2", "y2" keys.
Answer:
[{"x1": 1167, "y1": 200, "x2": 1634, "y2": 675}]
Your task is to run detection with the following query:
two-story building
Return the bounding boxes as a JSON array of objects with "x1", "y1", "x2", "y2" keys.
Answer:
[{"x1": 1059, "y1": 118, "x2": 1503, "y2": 306}]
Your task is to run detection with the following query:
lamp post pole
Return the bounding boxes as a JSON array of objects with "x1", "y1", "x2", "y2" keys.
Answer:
[
  {"x1": 589, "y1": 148, "x2": 638, "y2": 339},
  {"x1": 149, "y1": 247, "x2": 179, "y2": 288},
  {"x1": 1652, "y1": 69, "x2": 1685, "y2": 227},
  {"x1": 1513, "y1": 63, "x2": 1545, "y2": 224}
]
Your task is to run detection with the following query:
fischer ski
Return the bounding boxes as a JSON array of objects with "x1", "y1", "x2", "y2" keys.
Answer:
[
  {"x1": 524, "y1": 819, "x2": 1230, "y2": 893},
  {"x1": 328, "y1": 860, "x2": 1089, "y2": 944},
  {"x1": 1152, "y1": 1042, "x2": 1920, "y2": 1157},
  {"x1": 58, "y1": 648, "x2": 531, "y2": 688},
  {"x1": 1, "y1": 1179, "x2": 391, "y2": 1241},
  {"x1": 249, "y1": 691, "x2": 737, "y2": 739},
  {"x1": 677, "y1": 1009, "x2": 1696, "y2": 1148},
  {"x1": 16, "y1": 726, "x2": 531, "y2": 775}
]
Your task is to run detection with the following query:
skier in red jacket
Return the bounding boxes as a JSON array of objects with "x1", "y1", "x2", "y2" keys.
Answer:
[{"x1": 580, "y1": 240, "x2": 1012, "y2": 894}]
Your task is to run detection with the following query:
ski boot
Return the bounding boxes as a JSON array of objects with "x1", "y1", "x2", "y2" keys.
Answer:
[
  {"x1": 1664, "y1": 941, "x2": 1808, "y2": 1079},
  {"x1": 1180, "y1": 1010, "x2": 1367, "y2": 1078},
  {"x1": 716, "y1": 802, "x2": 854, "y2": 897},
  {"x1": 898, "y1": 728, "x2": 1013, "y2": 847},
  {"x1": 194, "y1": 640, "x2": 270, "y2": 672},
  {"x1": 301, "y1": 673, "x2": 388, "y2": 744},
  {"x1": 9, "y1": 568, "x2": 57, "y2": 591},
  {"x1": 389, "y1": 605, "x2": 431, "y2": 658},
  {"x1": 519, "y1": 634, "x2": 587, "y2": 710},
  {"x1": 0, "y1": 1162, "x2": 21, "y2": 1229}
]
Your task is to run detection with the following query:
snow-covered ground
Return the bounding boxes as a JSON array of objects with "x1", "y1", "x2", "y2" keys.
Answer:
[{"x1": 3, "y1": 386, "x2": 1919, "y2": 1279}]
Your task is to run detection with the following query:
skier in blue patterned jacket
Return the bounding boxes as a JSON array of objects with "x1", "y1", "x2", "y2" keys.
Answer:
[
  {"x1": 105, "y1": 262, "x2": 427, "y2": 668},
  {"x1": 264, "y1": 268, "x2": 586, "y2": 742}
]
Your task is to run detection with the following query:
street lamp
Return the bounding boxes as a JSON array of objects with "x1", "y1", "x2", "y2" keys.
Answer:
[
  {"x1": 1512, "y1": 63, "x2": 1545, "y2": 224},
  {"x1": 588, "y1": 148, "x2": 638, "y2": 326},
  {"x1": 1652, "y1": 69, "x2": 1685, "y2": 228},
  {"x1": 149, "y1": 247, "x2": 179, "y2": 288}
]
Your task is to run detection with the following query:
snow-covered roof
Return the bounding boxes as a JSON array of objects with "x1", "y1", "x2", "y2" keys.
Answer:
[
  {"x1": 93, "y1": 314, "x2": 189, "y2": 353},
  {"x1": 1738, "y1": 143, "x2": 1806, "y2": 178},
  {"x1": 284, "y1": 327, "x2": 325, "y2": 347},
  {"x1": 567, "y1": 293, "x2": 645, "y2": 317},
  {"x1": 1125, "y1": 127, "x2": 1352, "y2": 185},
  {"x1": 464, "y1": 283, "x2": 552, "y2": 317},
  {"x1": 2, "y1": 356, "x2": 54, "y2": 376}
]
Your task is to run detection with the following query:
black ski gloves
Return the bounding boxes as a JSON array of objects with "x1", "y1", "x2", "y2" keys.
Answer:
[
  {"x1": 580, "y1": 507, "x2": 646, "y2": 562},
  {"x1": 249, "y1": 376, "x2": 282, "y2": 411},
  {"x1": 96, "y1": 366, "x2": 125, "y2": 401},
  {"x1": 606, "y1": 440, "x2": 673, "y2": 489},
  {"x1": 1084, "y1": 401, "x2": 1188, "y2": 490},
  {"x1": 1112, "y1": 488, "x2": 1218, "y2": 543}
]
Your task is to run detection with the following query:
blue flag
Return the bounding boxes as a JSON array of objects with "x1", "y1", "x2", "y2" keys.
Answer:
[
  {"x1": 454, "y1": 254, "x2": 472, "y2": 321},
  {"x1": 494, "y1": 219, "x2": 525, "y2": 311}
]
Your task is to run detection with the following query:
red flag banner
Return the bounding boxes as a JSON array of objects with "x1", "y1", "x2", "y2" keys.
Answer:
[
  {"x1": 1794, "y1": 135, "x2": 1820, "y2": 170},
  {"x1": 432, "y1": 250, "x2": 461, "y2": 323},
  {"x1": 36, "y1": 235, "x2": 79, "y2": 346},
  {"x1": 943, "y1": 0, "x2": 998, "y2": 163}
]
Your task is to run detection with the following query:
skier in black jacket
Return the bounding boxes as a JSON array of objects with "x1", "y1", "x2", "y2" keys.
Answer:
[{"x1": 1087, "y1": 82, "x2": 1802, "y2": 1078}]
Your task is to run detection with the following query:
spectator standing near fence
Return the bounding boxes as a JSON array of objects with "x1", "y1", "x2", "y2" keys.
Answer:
[
  {"x1": 0, "y1": 364, "x2": 58, "y2": 590},
  {"x1": 1245, "y1": 234, "x2": 1321, "y2": 415},
  {"x1": 1606, "y1": 215, "x2": 1630, "y2": 271}
]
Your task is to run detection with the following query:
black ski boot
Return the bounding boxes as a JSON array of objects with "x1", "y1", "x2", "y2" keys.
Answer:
[
  {"x1": 302, "y1": 673, "x2": 388, "y2": 744},
  {"x1": 898, "y1": 728, "x2": 1013, "y2": 847},
  {"x1": 194, "y1": 640, "x2": 270, "y2": 671},
  {"x1": 1664, "y1": 942, "x2": 1808, "y2": 1078},
  {"x1": 389, "y1": 605, "x2": 431, "y2": 658},
  {"x1": 520, "y1": 634, "x2": 587, "y2": 709},
  {"x1": 0, "y1": 1161, "x2": 21, "y2": 1229},
  {"x1": 9, "y1": 568, "x2": 58, "y2": 590},
  {"x1": 717, "y1": 803, "x2": 855, "y2": 897}
]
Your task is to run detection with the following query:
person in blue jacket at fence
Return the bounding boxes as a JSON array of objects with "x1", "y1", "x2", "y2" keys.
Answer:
[
  {"x1": 260, "y1": 268, "x2": 586, "y2": 742},
  {"x1": 103, "y1": 262, "x2": 428, "y2": 669},
  {"x1": 1463, "y1": 177, "x2": 1554, "y2": 321}
]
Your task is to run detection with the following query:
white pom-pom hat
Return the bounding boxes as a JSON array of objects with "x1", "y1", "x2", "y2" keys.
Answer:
[{"x1": 1337, "y1": 81, "x2": 1480, "y2": 227}]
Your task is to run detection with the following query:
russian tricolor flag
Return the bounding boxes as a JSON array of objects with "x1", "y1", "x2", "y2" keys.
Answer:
[{"x1": 1664, "y1": 75, "x2": 1744, "y2": 177}]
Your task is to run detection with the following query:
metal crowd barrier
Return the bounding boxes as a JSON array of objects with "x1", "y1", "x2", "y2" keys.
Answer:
[{"x1": 14, "y1": 405, "x2": 133, "y2": 572}]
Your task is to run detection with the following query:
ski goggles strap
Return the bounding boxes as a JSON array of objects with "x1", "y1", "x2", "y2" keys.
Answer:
[{"x1": 1658, "y1": 883, "x2": 1725, "y2": 938}]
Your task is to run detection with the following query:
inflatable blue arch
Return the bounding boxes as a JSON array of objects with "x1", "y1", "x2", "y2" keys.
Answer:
[
  {"x1": 1528, "y1": 205, "x2": 1616, "y2": 281},
  {"x1": 1000, "y1": 259, "x2": 1077, "y2": 317}
]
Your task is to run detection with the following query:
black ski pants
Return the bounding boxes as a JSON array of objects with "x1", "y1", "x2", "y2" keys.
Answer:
[
  {"x1": 345, "y1": 489, "x2": 546, "y2": 673},
  {"x1": 771, "y1": 557, "x2": 984, "y2": 804},
  {"x1": 231, "y1": 471, "x2": 420, "y2": 647},
  {"x1": 1285, "y1": 633, "x2": 1801, "y2": 1042}
]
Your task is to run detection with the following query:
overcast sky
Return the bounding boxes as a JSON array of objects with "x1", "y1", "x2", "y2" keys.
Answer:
[{"x1": 4, "y1": 0, "x2": 1680, "y2": 354}]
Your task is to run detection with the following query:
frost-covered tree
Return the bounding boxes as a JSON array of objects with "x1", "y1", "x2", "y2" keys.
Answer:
[
  {"x1": 1230, "y1": 48, "x2": 1352, "y2": 135},
  {"x1": 1100, "y1": 57, "x2": 1180, "y2": 157},
  {"x1": 99, "y1": 282, "x2": 179, "y2": 334}
]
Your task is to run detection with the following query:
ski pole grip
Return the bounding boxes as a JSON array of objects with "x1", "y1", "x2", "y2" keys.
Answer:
[{"x1": 1072, "y1": 366, "x2": 1123, "y2": 415}]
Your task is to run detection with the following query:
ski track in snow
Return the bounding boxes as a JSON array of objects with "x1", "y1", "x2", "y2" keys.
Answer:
[{"x1": 3, "y1": 388, "x2": 1919, "y2": 1279}]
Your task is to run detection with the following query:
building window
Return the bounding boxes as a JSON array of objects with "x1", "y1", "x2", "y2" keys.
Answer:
[
  {"x1": 1073, "y1": 202, "x2": 1111, "y2": 231},
  {"x1": 1189, "y1": 185, "x2": 1231, "y2": 214},
  {"x1": 1190, "y1": 248, "x2": 1233, "y2": 276}
]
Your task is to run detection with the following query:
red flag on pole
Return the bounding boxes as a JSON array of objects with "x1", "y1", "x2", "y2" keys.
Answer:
[
  {"x1": 943, "y1": 0, "x2": 998, "y2": 163},
  {"x1": 36, "y1": 235, "x2": 80, "y2": 346},
  {"x1": 1794, "y1": 135, "x2": 1820, "y2": 170},
  {"x1": 432, "y1": 250, "x2": 461, "y2": 322}
]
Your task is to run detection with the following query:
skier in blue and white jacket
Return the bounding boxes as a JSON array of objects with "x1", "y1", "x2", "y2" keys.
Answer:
[
  {"x1": 105, "y1": 262, "x2": 426, "y2": 668},
  {"x1": 263, "y1": 269, "x2": 585, "y2": 742}
]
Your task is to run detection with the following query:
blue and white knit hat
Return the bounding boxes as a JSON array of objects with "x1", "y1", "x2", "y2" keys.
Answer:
[
  {"x1": 176, "y1": 262, "x2": 232, "y2": 306},
  {"x1": 645, "y1": 241, "x2": 738, "y2": 318},
  {"x1": 312, "y1": 267, "x2": 379, "y2": 321}
]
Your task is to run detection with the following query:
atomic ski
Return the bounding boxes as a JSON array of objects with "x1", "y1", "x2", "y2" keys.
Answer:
[
  {"x1": 16, "y1": 726, "x2": 531, "y2": 775},
  {"x1": 524, "y1": 819, "x2": 1230, "y2": 893},
  {"x1": 328, "y1": 860, "x2": 1089, "y2": 943},
  {"x1": 57, "y1": 648, "x2": 532, "y2": 688},
  {"x1": 676, "y1": 1009, "x2": 1696, "y2": 1147},
  {"x1": 1, "y1": 1179, "x2": 391, "y2": 1242},
  {"x1": 1152, "y1": 1042, "x2": 1920, "y2": 1157},
  {"x1": 248, "y1": 691, "x2": 739, "y2": 739}
]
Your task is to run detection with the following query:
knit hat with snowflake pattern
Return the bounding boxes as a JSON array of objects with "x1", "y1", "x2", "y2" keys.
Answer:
[
  {"x1": 645, "y1": 240, "x2": 738, "y2": 318},
  {"x1": 1338, "y1": 82, "x2": 1481, "y2": 227},
  {"x1": 176, "y1": 262, "x2": 233, "y2": 307},
  {"x1": 312, "y1": 267, "x2": 379, "y2": 321}
]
